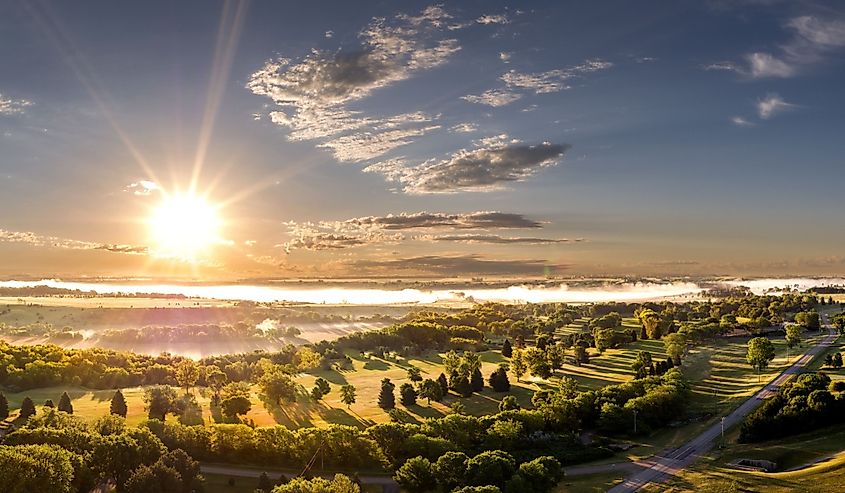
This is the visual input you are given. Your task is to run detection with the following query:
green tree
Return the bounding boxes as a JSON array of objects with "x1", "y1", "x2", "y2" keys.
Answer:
[
  {"x1": 465, "y1": 450, "x2": 516, "y2": 488},
  {"x1": 795, "y1": 311, "x2": 820, "y2": 330},
  {"x1": 44, "y1": 399, "x2": 55, "y2": 409},
  {"x1": 0, "y1": 392, "x2": 8, "y2": 420},
  {"x1": 663, "y1": 333, "x2": 686, "y2": 366},
  {"x1": 394, "y1": 456, "x2": 436, "y2": 493},
  {"x1": 488, "y1": 364, "x2": 511, "y2": 392},
  {"x1": 834, "y1": 352, "x2": 843, "y2": 369},
  {"x1": 274, "y1": 474, "x2": 360, "y2": 493},
  {"x1": 110, "y1": 390, "x2": 128, "y2": 417},
  {"x1": 259, "y1": 368, "x2": 298, "y2": 405},
  {"x1": 418, "y1": 378, "x2": 444, "y2": 404},
  {"x1": 471, "y1": 367, "x2": 484, "y2": 392},
  {"x1": 593, "y1": 328, "x2": 615, "y2": 353},
  {"x1": 20, "y1": 396, "x2": 36, "y2": 420},
  {"x1": 399, "y1": 383, "x2": 417, "y2": 407},
  {"x1": 510, "y1": 349, "x2": 527, "y2": 382},
  {"x1": 747, "y1": 337, "x2": 776, "y2": 381},
  {"x1": 378, "y1": 378, "x2": 396, "y2": 410},
  {"x1": 498, "y1": 395, "x2": 520, "y2": 412},
  {"x1": 437, "y1": 373, "x2": 449, "y2": 395},
  {"x1": 124, "y1": 462, "x2": 181, "y2": 493},
  {"x1": 0, "y1": 444, "x2": 75, "y2": 493},
  {"x1": 340, "y1": 384, "x2": 356, "y2": 408},
  {"x1": 144, "y1": 386, "x2": 179, "y2": 421},
  {"x1": 501, "y1": 339, "x2": 513, "y2": 358},
  {"x1": 434, "y1": 451, "x2": 469, "y2": 491},
  {"x1": 785, "y1": 323, "x2": 802, "y2": 360},
  {"x1": 57, "y1": 392, "x2": 73, "y2": 414},
  {"x1": 407, "y1": 367, "x2": 423, "y2": 382},
  {"x1": 639, "y1": 309, "x2": 663, "y2": 340},
  {"x1": 174, "y1": 360, "x2": 200, "y2": 394},
  {"x1": 517, "y1": 456, "x2": 563, "y2": 493}
]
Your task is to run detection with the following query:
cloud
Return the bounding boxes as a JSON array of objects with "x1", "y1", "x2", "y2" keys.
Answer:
[
  {"x1": 757, "y1": 93, "x2": 794, "y2": 119},
  {"x1": 247, "y1": 6, "x2": 459, "y2": 162},
  {"x1": 463, "y1": 59, "x2": 612, "y2": 107},
  {"x1": 349, "y1": 254, "x2": 566, "y2": 276},
  {"x1": 367, "y1": 141, "x2": 570, "y2": 194},
  {"x1": 418, "y1": 234, "x2": 583, "y2": 244},
  {"x1": 449, "y1": 122, "x2": 478, "y2": 133},
  {"x1": 125, "y1": 180, "x2": 159, "y2": 196},
  {"x1": 335, "y1": 211, "x2": 544, "y2": 230},
  {"x1": 476, "y1": 14, "x2": 510, "y2": 25},
  {"x1": 281, "y1": 221, "x2": 402, "y2": 253},
  {"x1": 746, "y1": 52, "x2": 796, "y2": 78},
  {"x1": 0, "y1": 229, "x2": 147, "y2": 255},
  {"x1": 711, "y1": 15, "x2": 845, "y2": 79},
  {"x1": 0, "y1": 93, "x2": 33, "y2": 115},
  {"x1": 281, "y1": 211, "x2": 549, "y2": 253},
  {"x1": 461, "y1": 89, "x2": 522, "y2": 107},
  {"x1": 324, "y1": 30, "x2": 334, "y2": 39},
  {"x1": 499, "y1": 52, "x2": 512, "y2": 63},
  {"x1": 501, "y1": 59, "x2": 613, "y2": 94},
  {"x1": 730, "y1": 116, "x2": 755, "y2": 126}
]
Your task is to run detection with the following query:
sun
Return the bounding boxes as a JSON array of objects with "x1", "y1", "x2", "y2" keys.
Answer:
[{"x1": 148, "y1": 192, "x2": 223, "y2": 262}]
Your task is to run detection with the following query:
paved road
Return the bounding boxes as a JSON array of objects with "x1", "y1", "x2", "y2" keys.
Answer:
[
  {"x1": 608, "y1": 318, "x2": 838, "y2": 493},
  {"x1": 200, "y1": 464, "x2": 400, "y2": 493}
]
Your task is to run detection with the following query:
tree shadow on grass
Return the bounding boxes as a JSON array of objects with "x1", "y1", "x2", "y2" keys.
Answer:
[
  {"x1": 259, "y1": 393, "x2": 315, "y2": 428},
  {"x1": 318, "y1": 405, "x2": 375, "y2": 429},
  {"x1": 363, "y1": 359, "x2": 391, "y2": 371}
]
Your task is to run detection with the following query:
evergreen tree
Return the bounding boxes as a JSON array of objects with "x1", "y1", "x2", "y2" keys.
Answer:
[
  {"x1": 58, "y1": 392, "x2": 73, "y2": 414},
  {"x1": 437, "y1": 373, "x2": 449, "y2": 395},
  {"x1": 20, "y1": 396, "x2": 36, "y2": 419},
  {"x1": 470, "y1": 367, "x2": 484, "y2": 392},
  {"x1": 489, "y1": 365, "x2": 512, "y2": 392},
  {"x1": 399, "y1": 383, "x2": 417, "y2": 407},
  {"x1": 451, "y1": 374, "x2": 473, "y2": 398},
  {"x1": 110, "y1": 389, "x2": 128, "y2": 417},
  {"x1": 378, "y1": 378, "x2": 395, "y2": 409},
  {"x1": 834, "y1": 352, "x2": 844, "y2": 369},
  {"x1": 340, "y1": 385, "x2": 356, "y2": 408},
  {"x1": 0, "y1": 393, "x2": 8, "y2": 420},
  {"x1": 501, "y1": 339, "x2": 513, "y2": 358},
  {"x1": 43, "y1": 399, "x2": 55, "y2": 408}
]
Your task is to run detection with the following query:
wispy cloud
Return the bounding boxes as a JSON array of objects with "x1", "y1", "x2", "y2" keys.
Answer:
[
  {"x1": 125, "y1": 180, "x2": 159, "y2": 196},
  {"x1": 248, "y1": 6, "x2": 459, "y2": 163},
  {"x1": 461, "y1": 88, "x2": 523, "y2": 107},
  {"x1": 418, "y1": 234, "x2": 584, "y2": 244},
  {"x1": 710, "y1": 15, "x2": 845, "y2": 79},
  {"x1": 449, "y1": 122, "x2": 479, "y2": 133},
  {"x1": 0, "y1": 93, "x2": 33, "y2": 115},
  {"x1": 462, "y1": 59, "x2": 612, "y2": 107},
  {"x1": 0, "y1": 229, "x2": 147, "y2": 255},
  {"x1": 730, "y1": 116, "x2": 755, "y2": 127},
  {"x1": 757, "y1": 93, "x2": 795, "y2": 119}
]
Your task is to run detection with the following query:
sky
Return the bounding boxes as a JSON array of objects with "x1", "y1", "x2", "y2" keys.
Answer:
[{"x1": 0, "y1": 0, "x2": 844, "y2": 280}]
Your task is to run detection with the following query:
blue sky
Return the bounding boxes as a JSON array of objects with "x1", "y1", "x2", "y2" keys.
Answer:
[{"x1": 0, "y1": 0, "x2": 844, "y2": 279}]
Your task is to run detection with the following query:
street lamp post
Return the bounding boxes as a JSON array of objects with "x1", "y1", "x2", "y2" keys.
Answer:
[{"x1": 721, "y1": 417, "x2": 725, "y2": 442}]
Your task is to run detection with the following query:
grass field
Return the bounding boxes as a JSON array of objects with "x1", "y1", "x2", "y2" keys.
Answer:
[
  {"x1": 644, "y1": 424, "x2": 845, "y2": 492},
  {"x1": 554, "y1": 471, "x2": 626, "y2": 492}
]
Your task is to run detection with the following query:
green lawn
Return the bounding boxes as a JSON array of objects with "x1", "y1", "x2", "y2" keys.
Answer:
[
  {"x1": 554, "y1": 471, "x2": 626, "y2": 493},
  {"x1": 645, "y1": 424, "x2": 845, "y2": 492}
]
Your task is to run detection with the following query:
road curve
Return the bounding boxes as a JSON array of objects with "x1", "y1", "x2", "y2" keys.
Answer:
[{"x1": 608, "y1": 319, "x2": 838, "y2": 493}]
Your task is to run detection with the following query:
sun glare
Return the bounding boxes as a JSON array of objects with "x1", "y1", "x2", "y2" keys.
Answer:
[{"x1": 148, "y1": 192, "x2": 222, "y2": 262}]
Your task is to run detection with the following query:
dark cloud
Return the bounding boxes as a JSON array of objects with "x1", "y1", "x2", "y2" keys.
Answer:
[
  {"x1": 420, "y1": 234, "x2": 583, "y2": 244},
  {"x1": 95, "y1": 244, "x2": 149, "y2": 255},
  {"x1": 338, "y1": 211, "x2": 543, "y2": 230},
  {"x1": 370, "y1": 142, "x2": 570, "y2": 193}
]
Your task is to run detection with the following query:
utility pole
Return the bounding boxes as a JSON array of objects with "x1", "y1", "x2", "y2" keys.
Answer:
[
  {"x1": 633, "y1": 409, "x2": 638, "y2": 434},
  {"x1": 721, "y1": 416, "x2": 725, "y2": 442}
]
